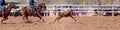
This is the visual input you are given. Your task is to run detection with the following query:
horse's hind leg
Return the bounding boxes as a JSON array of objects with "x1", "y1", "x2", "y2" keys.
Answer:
[
  {"x1": 25, "y1": 15, "x2": 29, "y2": 21},
  {"x1": 25, "y1": 15, "x2": 32, "y2": 23},
  {"x1": 25, "y1": 16, "x2": 32, "y2": 23},
  {"x1": 70, "y1": 16, "x2": 77, "y2": 21},
  {"x1": 22, "y1": 14, "x2": 32, "y2": 23}
]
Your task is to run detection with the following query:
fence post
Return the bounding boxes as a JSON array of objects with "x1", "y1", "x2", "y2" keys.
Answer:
[
  {"x1": 112, "y1": 6, "x2": 114, "y2": 16},
  {"x1": 112, "y1": 0, "x2": 114, "y2": 16}
]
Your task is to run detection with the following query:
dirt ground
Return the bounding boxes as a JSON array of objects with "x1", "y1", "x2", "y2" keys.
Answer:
[{"x1": 0, "y1": 16, "x2": 120, "y2": 30}]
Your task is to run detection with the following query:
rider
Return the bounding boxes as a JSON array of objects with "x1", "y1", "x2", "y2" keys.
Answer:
[
  {"x1": 0, "y1": 0, "x2": 6, "y2": 14},
  {"x1": 29, "y1": 0, "x2": 36, "y2": 12}
]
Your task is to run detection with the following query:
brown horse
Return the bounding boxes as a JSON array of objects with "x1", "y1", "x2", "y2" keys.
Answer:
[
  {"x1": 1, "y1": 3, "x2": 16, "y2": 24},
  {"x1": 0, "y1": 9, "x2": 2, "y2": 17},
  {"x1": 53, "y1": 9, "x2": 77, "y2": 23},
  {"x1": 20, "y1": 3, "x2": 46, "y2": 23}
]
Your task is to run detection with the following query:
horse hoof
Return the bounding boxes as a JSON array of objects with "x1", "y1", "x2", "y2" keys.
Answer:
[
  {"x1": 25, "y1": 21, "x2": 32, "y2": 23},
  {"x1": 75, "y1": 20, "x2": 77, "y2": 21},
  {"x1": 1, "y1": 23, "x2": 7, "y2": 24},
  {"x1": 37, "y1": 19, "x2": 45, "y2": 22},
  {"x1": 51, "y1": 22, "x2": 55, "y2": 24},
  {"x1": 37, "y1": 20, "x2": 40, "y2": 22}
]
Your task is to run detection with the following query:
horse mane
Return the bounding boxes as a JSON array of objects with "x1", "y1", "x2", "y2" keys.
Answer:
[
  {"x1": 5, "y1": 3, "x2": 16, "y2": 12},
  {"x1": 39, "y1": 3, "x2": 46, "y2": 9}
]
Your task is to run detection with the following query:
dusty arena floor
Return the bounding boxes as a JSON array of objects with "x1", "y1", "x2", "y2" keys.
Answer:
[{"x1": 0, "y1": 16, "x2": 120, "y2": 30}]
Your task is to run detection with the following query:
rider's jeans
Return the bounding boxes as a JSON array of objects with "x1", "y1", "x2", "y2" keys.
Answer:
[
  {"x1": 30, "y1": 5, "x2": 36, "y2": 12},
  {"x1": 0, "y1": 5, "x2": 5, "y2": 14}
]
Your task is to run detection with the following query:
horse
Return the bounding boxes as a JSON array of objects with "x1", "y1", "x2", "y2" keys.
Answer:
[
  {"x1": 0, "y1": 9, "x2": 2, "y2": 17},
  {"x1": 1, "y1": 3, "x2": 16, "y2": 24},
  {"x1": 20, "y1": 3, "x2": 46, "y2": 23},
  {"x1": 53, "y1": 9, "x2": 77, "y2": 23}
]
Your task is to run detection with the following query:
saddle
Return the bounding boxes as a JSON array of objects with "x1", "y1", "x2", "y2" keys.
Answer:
[{"x1": 28, "y1": 7, "x2": 37, "y2": 13}]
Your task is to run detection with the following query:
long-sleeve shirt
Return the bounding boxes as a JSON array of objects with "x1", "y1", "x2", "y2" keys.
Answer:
[
  {"x1": 0, "y1": 0, "x2": 3, "y2": 5},
  {"x1": 0, "y1": 0, "x2": 5, "y2": 5}
]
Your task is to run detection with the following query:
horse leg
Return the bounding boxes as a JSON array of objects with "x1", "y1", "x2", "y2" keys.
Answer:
[
  {"x1": 22, "y1": 14, "x2": 26, "y2": 20},
  {"x1": 41, "y1": 18, "x2": 45, "y2": 22},
  {"x1": 36, "y1": 10, "x2": 45, "y2": 22},
  {"x1": 53, "y1": 16, "x2": 62, "y2": 23},
  {"x1": 25, "y1": 16, "x2": 32, "y2": 23},
  {"x1": 1, "y1": 13, "x2": 8, "y2": 24},
  {"x1": 22, "y1": 14, "x2": 31, "y2": 23},
  {"x1": 24, "y1": 15, "x2": 32, "y2": 23},
  {"x1": 70, "y1": 16, "x2": 77, "y2": 21},
  {"x1": 22, "y1": 16, "x2": 25, "y2": 20},
  {"x1": 33, "y1": 13, "x2": 36, "y2": 17},
  {"x1": 13, "y1": 12, "x2": 17, "y2": 17},
  {"x1": 22, "y1": 15, "x2": 26, "y2": 23},
  {"x1": 36, "y1": 14, "x2": 45, "y2": 22},
  {"x1": 37, "y1": 16, "x2": 45, "y2": 22},
  {"x1": 1, "y1": 18, "x2": 8, "y2": 24},
  {"x1": 23, "y1": 16, "x2": 29, "y2": 21}
]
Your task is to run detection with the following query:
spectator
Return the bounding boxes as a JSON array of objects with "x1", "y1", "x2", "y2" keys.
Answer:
[{"x1": 53, "y1": 6, "x2": 58, "y2": 16}]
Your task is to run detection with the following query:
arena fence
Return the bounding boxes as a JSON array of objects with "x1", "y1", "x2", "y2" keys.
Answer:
[{"x1": 14, "y1": 4, "x2": 120, "y2": 17}]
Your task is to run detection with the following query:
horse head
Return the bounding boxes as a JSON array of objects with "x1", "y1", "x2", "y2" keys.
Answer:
[
  {"x1": 39, "y1": 3, "x2": 46, "y2": 8},
  {"x1": 8, "y1": 2, "x2": 16, "y2": 8}
]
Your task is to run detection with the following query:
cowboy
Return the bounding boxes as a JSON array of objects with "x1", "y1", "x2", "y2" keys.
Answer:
[
  {"x1": 29, "y1": 0, "x2": 36, "y2": 12},
  {"x1": 0, "y1": 0, "x2": 6, "y2": 14}
]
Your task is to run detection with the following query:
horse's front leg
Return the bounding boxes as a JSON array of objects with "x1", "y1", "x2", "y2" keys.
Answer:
[
  {"x1": 1, "y1": 18, "x2": 8, "y2": 24},
  {"x1": 35, "y1": 9, "x2": 45, "y2": 22},
  {"x1": 36, "y1": 13, "x2": 45, "y2": 22},
  {"x1": 70, "y1": 12, "x2": 77, "y2": 21},
  {"x1": 70, "y1": 16, "x2": 77, "y2": 21},
  {"x1": 1, "y1": 13, "x2": 8, "y2": 24},
  {"x1": 37, "y1": 16, "x2": 45, "y2": 23}
]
